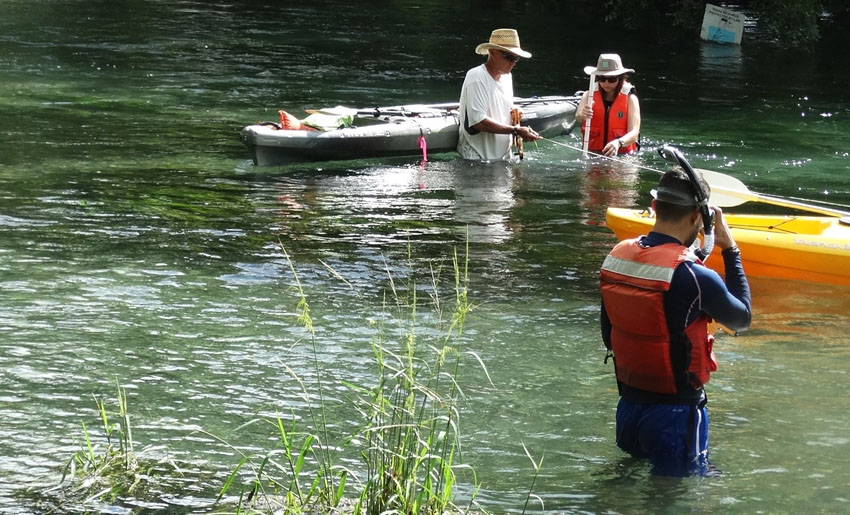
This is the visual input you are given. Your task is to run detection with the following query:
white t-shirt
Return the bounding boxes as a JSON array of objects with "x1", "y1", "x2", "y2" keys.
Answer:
[{"x1": 457, "y1": 64, "x2": 514, "y2": 161}]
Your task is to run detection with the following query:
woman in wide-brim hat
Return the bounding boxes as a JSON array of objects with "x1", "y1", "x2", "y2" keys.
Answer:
[
  {"x1": 575, "y1": 53, "x2": 641, "y2": 157},
  {"x1": 457, "y1": 28, "x2": 540, "y2": 162}
]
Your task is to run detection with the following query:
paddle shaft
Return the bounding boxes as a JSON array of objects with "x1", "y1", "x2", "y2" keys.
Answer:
[
  {"x1": 582, "y1": 75, "x2": 595, "y2": 157},
  {"x1": 693, "y1": 168, "x2": 850, "y2": 217},
  {"x1": 711, "y1": 184, "x2": 850, "y2": 217}
]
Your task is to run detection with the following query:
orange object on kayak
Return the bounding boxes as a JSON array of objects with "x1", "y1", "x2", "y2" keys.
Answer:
[{"x1": 278, "y1": 110, "x2": 305, "y2": 130}]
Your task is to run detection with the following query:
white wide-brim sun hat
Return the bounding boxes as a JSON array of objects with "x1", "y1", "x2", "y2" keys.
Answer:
[{"x1": 583, "y1": 53, "x2": 635, "y2": 76}]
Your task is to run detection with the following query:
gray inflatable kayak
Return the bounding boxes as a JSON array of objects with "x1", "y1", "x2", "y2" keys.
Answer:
[{"x1": 241, "y1": 96, "x2": 577, "y2": 166}]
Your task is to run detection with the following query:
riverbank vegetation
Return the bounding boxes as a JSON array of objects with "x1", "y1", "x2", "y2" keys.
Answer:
[
  {"x1": 212, "y1": 243, "x2": 484, "y2": 514},
  {"x1": 28, "y1": 243, "x2": 545, "y2": 514}
]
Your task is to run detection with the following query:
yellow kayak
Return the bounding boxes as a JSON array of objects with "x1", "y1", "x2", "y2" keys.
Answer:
[{"x1": 605, "y1": 207, "x2": 850, "y2": 286}]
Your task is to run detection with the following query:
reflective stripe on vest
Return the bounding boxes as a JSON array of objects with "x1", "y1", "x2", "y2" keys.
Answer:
[
  {"x1": 601, "y1": 254, "x2": 676, "y2": 285},
  {"x1": 600, "y1": 238, "x2": 714, "y2": 394}
]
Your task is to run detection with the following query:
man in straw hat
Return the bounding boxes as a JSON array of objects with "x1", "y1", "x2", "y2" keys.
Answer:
[
  {"x1": 457, "y1": 28, "x2": 541, "y2": 161},
  {"x1": 599, "y1": 167, "x2": 751, "y2": 476},
  {"x1": 576, "y1": 53, "x2": 641, "y2": 157}
]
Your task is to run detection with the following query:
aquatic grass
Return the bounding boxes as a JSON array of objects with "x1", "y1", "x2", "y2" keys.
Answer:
[
  {"x1": 280, "y1": 242, "x2": 343, "y2": 509},
  {"x1": 63, "y1": 381, "x2": 138, "y2": 492},
  {"x1": 216, "y1": 241, "x2": 492, "y2": 514},
  {"x1": 520, "y1": 443, "x2": 544, "y2": 514},
  {"x1": 30, "y1": 242, "x2": 548, "y2": 514},
  {"x1": 212, "y1": 243, "x2": 350, "y2": 513},
  {"x1": 349, "y1": 238, "x2": 487, "y2": 515},
  {"x1": 206, "y1": 409, "x2": 335, "y2": 514},
  {"x1": 30, "y1": 380, "x2": 183, "y2": 511}
]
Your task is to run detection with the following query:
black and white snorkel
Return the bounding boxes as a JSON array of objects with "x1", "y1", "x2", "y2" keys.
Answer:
[{"x1": 657, "y1": 146, "x2": 715, "y2": 261}]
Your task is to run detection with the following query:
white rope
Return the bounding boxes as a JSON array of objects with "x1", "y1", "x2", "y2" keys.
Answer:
[{"x1": 541, "y1": 137, "x2": 667, "y2": 175}]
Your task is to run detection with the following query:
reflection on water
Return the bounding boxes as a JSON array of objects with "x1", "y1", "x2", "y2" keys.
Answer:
[
  {"x1": 579, "y1": 159, "x2": 642, "y2": 226},
  {"x1": 3, "y1": 0, "x2": 850, "y2": 512},
  {"x1": 744, "y1": 277, "x2": 850, "y2": 341},
  {"x1": 444, "y1": 162, "x2": 522, "y2": 244},
  {"x1": 698, "y1": 42, "x2": 743, "y2": 106}
]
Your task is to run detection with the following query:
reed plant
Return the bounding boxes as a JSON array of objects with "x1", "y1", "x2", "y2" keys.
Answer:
[
  {"x1": 33, "y1": 379, "x2": 178, "y2": 511},
  {"x1": 32, "y1": 243, "x2": 547, "y2": 513},
  {"x1": 352, "y1": 242, "x2": 486, "y2": 515},
  {"x1": 216, "y1": 241, "x2": 492, "y2": 514}
]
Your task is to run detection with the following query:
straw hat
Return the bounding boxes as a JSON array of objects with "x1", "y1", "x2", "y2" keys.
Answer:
[
  {"x1": 583, "y1": 53, "x2": 634, "y2": 76},
  {"x1": 475, "y1": 28, "x2": 531, "y2": 58}
]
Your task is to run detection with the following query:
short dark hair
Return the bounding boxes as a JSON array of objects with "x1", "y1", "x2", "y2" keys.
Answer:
[{"x1": 654, "y1": 167, "x2": 710, "y2": 221}]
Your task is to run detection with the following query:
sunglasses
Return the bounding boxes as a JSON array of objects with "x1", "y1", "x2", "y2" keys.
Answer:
[
  {"x1": 500, "y1": 51, "x2": 520, "y2": 63},
  {"x1": 596, "y1": 75, "x2": 621, "y2": 83}
]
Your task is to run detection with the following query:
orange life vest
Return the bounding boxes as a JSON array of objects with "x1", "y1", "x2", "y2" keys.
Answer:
[
  {"x1": 600, "y1": 239, "x2": 716, "y2": 395},
  {"x1": 581, "y1": 90, "x2": 637, "y2": 154}
]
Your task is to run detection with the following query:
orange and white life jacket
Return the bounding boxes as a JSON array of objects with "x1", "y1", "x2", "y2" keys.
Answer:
[
  {"x1": 600, "y1": 239, "x2": 716, "y2": 394},
  {"x1": 581, "y1": 90, "x2": 637, "y2": 154}
]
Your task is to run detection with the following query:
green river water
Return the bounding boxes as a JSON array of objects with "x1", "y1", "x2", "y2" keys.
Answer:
[{"x1": 2, "y1": 1, "x2": 850, "y2": 513}]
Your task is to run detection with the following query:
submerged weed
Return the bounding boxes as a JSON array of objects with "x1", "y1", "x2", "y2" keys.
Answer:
[{"x1": 29, "y1": 380, "x2": 185, "y2": 512}]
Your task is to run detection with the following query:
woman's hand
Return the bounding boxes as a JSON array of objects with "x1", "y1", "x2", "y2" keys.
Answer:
[
  {"x1": 577, "y1": 103, "x2": 593, "y2": 123},
  {"x1": 601, "y1": 139, "x2": 622, "y2": 157}
]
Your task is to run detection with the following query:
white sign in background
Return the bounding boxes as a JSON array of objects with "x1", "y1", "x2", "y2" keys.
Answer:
[{"x1": 700, "y1": 3, "x2": 744, "y2": 45}]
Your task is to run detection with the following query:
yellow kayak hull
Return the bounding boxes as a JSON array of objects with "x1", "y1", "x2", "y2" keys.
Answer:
[{"x1": 605, "y1": 208, "x2": 850, "y2": 286}]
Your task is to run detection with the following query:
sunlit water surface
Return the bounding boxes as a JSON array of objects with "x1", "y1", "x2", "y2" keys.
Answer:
[{"x1": 2, "y1": 1, "x2": 850, "y2": 513}]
